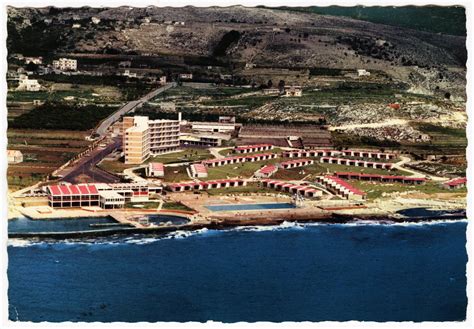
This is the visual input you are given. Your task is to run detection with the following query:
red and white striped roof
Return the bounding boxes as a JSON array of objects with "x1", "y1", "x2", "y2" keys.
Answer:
[
  {"x1": 258, "y1": 165, "x2": 277, "y2": 174},
  {"x1": 47, "y1": 184, "x2": 99, "y2": 196},
  {"x1": 324, "y1": 176, "x2": 365, "y2": 196},
  {"x1": 443, "y1": 177, "x2": 467, "y2": 187}
]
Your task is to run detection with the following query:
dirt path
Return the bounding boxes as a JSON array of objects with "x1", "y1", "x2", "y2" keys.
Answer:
[
  {"x1": 328, "y1": 118, "x2": 409, "y2": 131},
  {"x1": 393, "y1": 155, "x2": 448, "y2": 181}
]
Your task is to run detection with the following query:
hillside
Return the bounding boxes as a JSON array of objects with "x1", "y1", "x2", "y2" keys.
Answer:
[{"x1": 7, "y1": 5, "x2": 467, "y2": 99}]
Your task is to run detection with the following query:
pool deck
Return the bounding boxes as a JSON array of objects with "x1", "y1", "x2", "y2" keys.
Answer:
[{"x1": 17, "y1": 206, "x2": 196, "y2": 228}]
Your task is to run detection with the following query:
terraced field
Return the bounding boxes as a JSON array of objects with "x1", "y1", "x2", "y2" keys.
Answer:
[{"x1": 7, "y1": 130, "x2": 91, "y2": 191}]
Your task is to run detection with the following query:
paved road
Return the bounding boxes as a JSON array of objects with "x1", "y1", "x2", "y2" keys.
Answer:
[
  {"x1": 94, "y1": 82, "x2": 176, "y2": 137},
  {"x1": 59, "y1": 138, "x2": 122, "y2": 184}
]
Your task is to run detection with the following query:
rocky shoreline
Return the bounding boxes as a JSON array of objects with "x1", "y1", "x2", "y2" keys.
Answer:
[{"x1": 8, "y1": 212, "x2": 466, "y2": 240}]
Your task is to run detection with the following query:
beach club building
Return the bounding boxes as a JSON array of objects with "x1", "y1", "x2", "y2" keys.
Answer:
[
  {"x1": 315, "y1": 176, "x2": 366, "y2": 201},
  {"x1": 334, "y1": 172, "x2": 426, "y2": 185},
  {"x1": 261, "y1": 180, "x2": 322, "y2": 198},
  {"x1": 190, "y1": 163, "x2": 208, "y2": 178},
  {"x1": 255, "y1": 165, "x2": 278, "y2": 178},
  {"x1": 146, "y1": 162, "x2": 165, "y2": 178},
  {"x1": 46, "y1": 184, "x2": 102, "y2": 208},
  {"x1": 166, "y1": 179, "x2": 247, "y2": 192},
  {"x1": 234, "y1": 144, "x2": 273, "y2": 154},
  {"x1": 319, "y1": 157, "x2": 393, "y2": 170},
  {"x1": 279, "y1": 159, "x2": 314, "y2": 169},
  {"x1": 45, "y1": 182, "x2": 162, "y2": 208},
  {"x1": 442, "y1": 177, "x2": 467, "y2": 190},
  {"x1": 202, "y1": 153, "x2": 278, "y2": 167}
]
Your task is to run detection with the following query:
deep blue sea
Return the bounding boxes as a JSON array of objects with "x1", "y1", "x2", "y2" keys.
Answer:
[{"x1": 7, "y1": 220, "x2": 467, "y2": 322}]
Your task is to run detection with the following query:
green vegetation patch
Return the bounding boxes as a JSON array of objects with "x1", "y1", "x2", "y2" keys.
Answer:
[
  {"x1": 273, "y1": 5, "x2": 466, "y2": 36},
  {"x1": 146, "y1": 148, "x2": 211, "y2": 164},
  {"x1": 10, "y1": 102, "x2": 119, "y2": 130},
  {"x1": 162, "y1": 202, "x2": 194, "y2": 212},
  {"x1": 349, "y1": 180, "x2": 466, "y2": 200}
]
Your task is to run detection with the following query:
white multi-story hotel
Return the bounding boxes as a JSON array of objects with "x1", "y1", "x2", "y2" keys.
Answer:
[
  {"x1": 52, "y1": 58, "x2": 78, "y2": 71},
  {"x1": 123, "y1": 114, "x2": 181, "y2": 164}
]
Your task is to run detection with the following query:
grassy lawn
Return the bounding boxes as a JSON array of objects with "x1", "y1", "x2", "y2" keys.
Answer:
[
  {"x1": 273, "y1": 162, "x2": 410, "y2": 180},
  {"x1": 146, "y1": 148, "x2": 212, "y2": 164},
  {"x1": 205, "y1": 158, "x2": 281, "y2": 180},
  {"x1": 162, "y1": 202, "x2": 194, "y2": 212},
  {"x1": 348, "y1": 180, "x2": 466, "y2": 200},
  {"x1": 163, "y1": 166, "x2": 190, "y2": 182}
]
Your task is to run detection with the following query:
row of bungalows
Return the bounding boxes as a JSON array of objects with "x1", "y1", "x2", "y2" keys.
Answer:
[
  {"x1": 202, "y1": 153, "x2": 278, "y2": 167},
  {"x1": 334, "y1": 172, "x2": 426, "y2": 185},
  {"x1": 442, "y1": 177, "x2": 467, "y2": 190},
  {"x1": 319, "y1": 157, "x2": 393, "y2": 170},
  {"x1": 315, "y1": 176, "x2": 366, "y2": 201},
  {"x1": 166, "y1": 179, "x2": 247, "y2": 192},
  {"x1": 282, "y1": 149, "x2": 396, "y2": 160},
  {"x1": 234, "y1": 144, "x2": 273, "y2": 154},
  {"x1": 279, "y1": 158, "x2": 314, "y2": 169},
  {"x1": 261, "y1": 180, "x2": 323, "y2": 198},
  {"x1": 254, "y1": 164, "x2": 278, "y2": 178},
  {"x1": 340, "y1": 149, "x2": 396, "y2": 160},
  {"x1": 283, "y1": 149, "x2": 340, "y2": 158}
]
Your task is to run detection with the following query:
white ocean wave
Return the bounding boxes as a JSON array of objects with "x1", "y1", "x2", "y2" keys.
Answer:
[
  {"x1": 7, "y1": 238, "x2": 45, "y2": 248},
  {"x1": 7, "y1": 218, "x2": 466, "y2": 247}
]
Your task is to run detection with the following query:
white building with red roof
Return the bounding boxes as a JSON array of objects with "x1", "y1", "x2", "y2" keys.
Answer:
[
  {"x1": 442, "y1": 177, "x2": 467, "y2": 190},
  {"x1": 46, "y1": 184, "x2": 101, "y2": 208},
  {"x1": 190, "y1": 163, "x2": 208, "y2": 178},
  {"x1": 335, "y1": 172, "x2": 425, "y2": 185},
  {"x1": 255, "y1": 165, "x2": 278, "y2": 178},
  {"x1": 316, "y1": 176, "x2": 366, "y2": 200},
  {"x1": 261, "y1": 179, "x2": 322, "y2": 198},
  {"x1": 146, "y1": 162, "x2": 165, "y2": 177}
]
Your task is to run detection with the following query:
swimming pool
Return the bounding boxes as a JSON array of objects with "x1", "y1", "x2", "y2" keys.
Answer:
[
  {"x1": 205, "y1": 203, "x2": 296, "y2": 212},
  {"x1": 8, "y1": 216, "x2": 134, "y2": 234}
]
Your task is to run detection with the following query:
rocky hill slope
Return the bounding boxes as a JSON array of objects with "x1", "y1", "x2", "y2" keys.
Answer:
[{"x1": 7, "y1": 6, "x2": 467, "y2": 99}]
